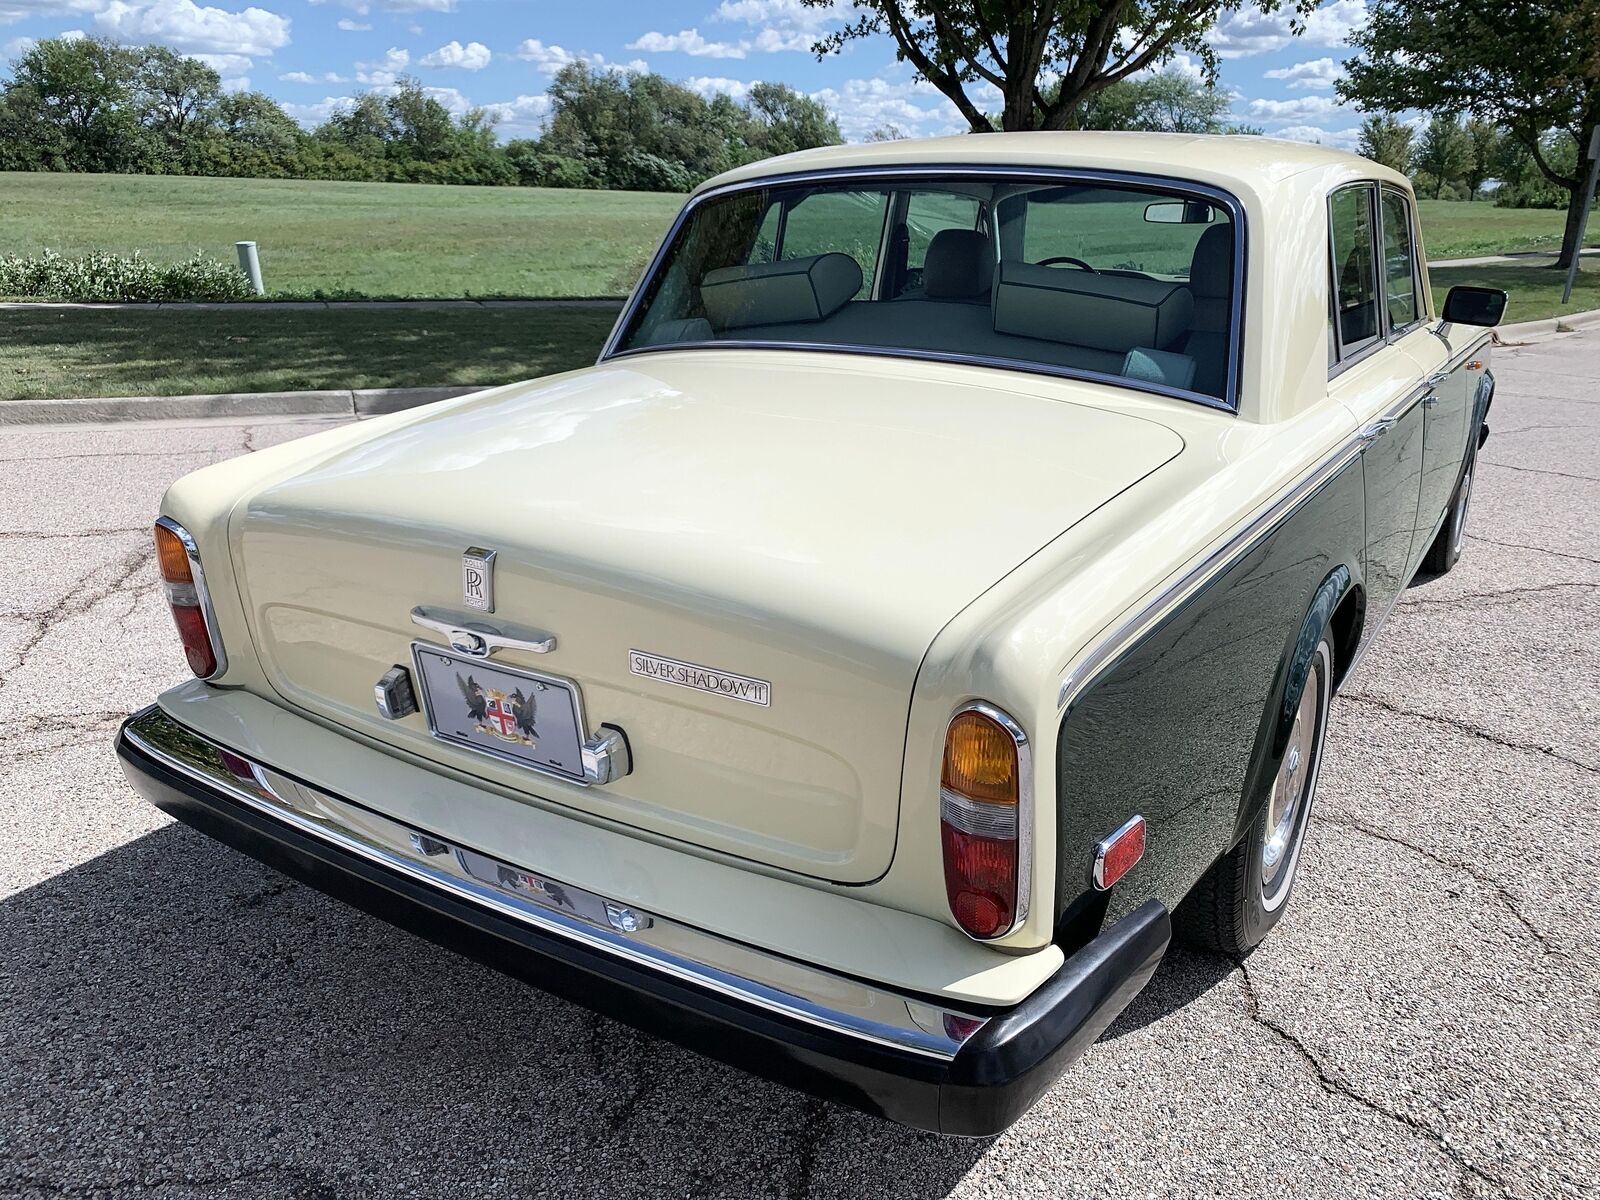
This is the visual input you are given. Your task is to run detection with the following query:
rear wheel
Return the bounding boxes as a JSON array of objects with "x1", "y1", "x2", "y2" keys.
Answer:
[
  {"x1": 1422, "y1": 452, "x2": 1475, "y2": 575},
  {"x1": 1175, "y1": 636, "x2": 1333, "y2": 957}
]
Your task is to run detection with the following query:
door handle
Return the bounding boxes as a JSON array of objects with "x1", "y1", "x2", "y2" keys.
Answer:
[
  {"x1": 1426, "y1": 370, "x2": 1451, "y2": 387},
  {"x1": 1358, "y1": 417, "x2": 1398, "y2": 444},
  {"x1": 411, "y1": 606, "x2": 557, "y2": 658},
  {"x1": 1421, "y1": 394, "x2": 1441, "y2": 408}
]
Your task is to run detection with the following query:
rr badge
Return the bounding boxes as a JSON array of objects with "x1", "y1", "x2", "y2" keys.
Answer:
[{"x1": 462, "y1": 546, "x2": 496, "y2": 612}]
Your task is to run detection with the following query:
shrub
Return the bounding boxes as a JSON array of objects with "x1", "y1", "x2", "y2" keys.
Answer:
[{"x1": 0, "y1": 249, "x2": 255, "y2": 302}]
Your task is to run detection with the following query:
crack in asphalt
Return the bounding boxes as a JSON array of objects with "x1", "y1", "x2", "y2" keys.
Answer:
[
  {"x1": 0, "y1": 449, "x2": 230, "y2": 465},
  {"x1": 1, "y1": 1161, "x2": 343, "y2": 1197},
  {"x1": 1341, "y1": 693, "x2": 1600, "y2": 776},
  {"x1": 1322, "y1": 815, "x2": 1554, "y2": 953},
  {"x1": 0, "y1": 526, "x2": 147, "y2": 541},
  {"x1": 1479, "y1": 458, "x2": 1600, "y2": 484},
  {"x1": 1466, "y1": 533, "x2": 1600, "y2": 567},
  {"x1": 0, "y1": 711, "x2": 129, "y2": 764},
  {"x1": 0, "y1": 549, "x2": 149, "y2": 695},
  {"x1": 1394, "y1": 580, "x2": 1598, "y2": 613},
  {"x1": 1231, "y1": 958, "x2": 1508, "y2": 1200},
  {"x1": 787, "y1": 1097, "x2": 828, "y2": 1200}
]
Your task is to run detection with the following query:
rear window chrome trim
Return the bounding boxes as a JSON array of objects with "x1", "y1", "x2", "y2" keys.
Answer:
[{"x1": 601, "y1": 164, "x2": 1248, "y2": 414}]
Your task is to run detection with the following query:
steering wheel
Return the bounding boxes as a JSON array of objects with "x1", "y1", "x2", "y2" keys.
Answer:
[{"x1": 1033, "y1": 255, "x2": 1098, "y2": 272}]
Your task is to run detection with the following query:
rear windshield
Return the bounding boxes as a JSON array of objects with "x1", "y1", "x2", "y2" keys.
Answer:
[{"x1": 610, "y1": 174, "x2": 1239, "y2": 406}]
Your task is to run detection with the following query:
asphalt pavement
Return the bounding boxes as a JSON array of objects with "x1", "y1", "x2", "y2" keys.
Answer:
[{"x1": 0, "y1": 333, "x2": 1595, "y2": 1199}]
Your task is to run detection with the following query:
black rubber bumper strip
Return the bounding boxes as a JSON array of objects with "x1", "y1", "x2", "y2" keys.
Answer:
[{"x1": 116, "y1": 715, "x2": 1170, "y2": 1136}]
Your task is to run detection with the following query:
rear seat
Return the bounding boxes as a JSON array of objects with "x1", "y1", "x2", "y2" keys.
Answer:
[{"x1": 695, "y1": 250, "x2": 1207, "y2": 394}]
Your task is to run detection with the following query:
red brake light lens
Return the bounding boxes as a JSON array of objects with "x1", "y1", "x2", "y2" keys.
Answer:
[
  {"x1": 154, "y1": 520, "x2": 221, "y2": 678},
  {"x1": 940, "y1": 706, "x2": 1024, "y2": 940}
]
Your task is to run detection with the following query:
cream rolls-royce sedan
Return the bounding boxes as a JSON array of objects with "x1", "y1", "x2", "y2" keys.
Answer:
[{"x1": 118, "y1": 134, "x2": 1507, "y2": 1136}]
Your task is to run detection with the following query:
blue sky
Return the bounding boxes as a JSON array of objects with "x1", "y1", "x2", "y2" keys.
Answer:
[{"x1": 0, "y1": 0, "x2": 1373, "y2": 147}]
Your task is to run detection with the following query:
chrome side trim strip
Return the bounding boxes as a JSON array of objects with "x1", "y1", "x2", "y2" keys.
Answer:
[
  {"x1": 155, "y1": 516, "x2": 228, "y2": 680},
  {"x1": 1058, "y1": 331, "x2": 1492, "y2": 713},
  {"x1": 1055, "y1": 438, "x2": 1362, "y2": 712},
  {"x1": 123, "y1": 707, "x2": 982, "y2": 1060}
]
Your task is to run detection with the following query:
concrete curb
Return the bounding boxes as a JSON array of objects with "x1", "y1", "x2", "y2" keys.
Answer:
[
  {"x1": 0, "y1": 298, "x2": 625, "y2": 313},
  {"x1": 0, "y1": 385, "x2": 483, "y2": 426},
  {"x1": 1495, "y1": 307, "x2": 1600, "y2": 342}
]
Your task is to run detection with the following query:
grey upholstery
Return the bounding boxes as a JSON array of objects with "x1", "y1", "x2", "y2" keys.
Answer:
[
  {"x1": 700, "y1": 253, "x2": 862, "y2": 330},
  {"x1": 922, "y1": 229, "x2": 992, "y2": 301},
  {"x1": 1122, "y1": 347, "x2": 1196, "y2": 391},
  {"x1": 992, "y1": 260, "x2": 1193, "y2": 353},
  {"x1": 1181, "y1": 224, "x2": 1233, "y2": 397},
  {"x1": 637, "y1": 316, "x2": 713, "y2": 346}
]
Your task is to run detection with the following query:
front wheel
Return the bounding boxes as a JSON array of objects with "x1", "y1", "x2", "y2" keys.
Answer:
[{"x1": 1175, "y1": 636, "x2": 1334, "y2": 956}]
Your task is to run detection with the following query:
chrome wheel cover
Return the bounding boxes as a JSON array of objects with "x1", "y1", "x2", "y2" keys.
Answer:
[{"x1": 1261, "y1": 641, "x2": 1331, "y2": 912}]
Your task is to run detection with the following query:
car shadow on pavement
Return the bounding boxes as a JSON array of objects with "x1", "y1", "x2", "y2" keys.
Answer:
[
  {"x1": 2, "y1": 822, "x2": 992, "y2": 1199},
  {"x1": 1098, "y1": 944, "x2": 1235, "y2": 1040}
]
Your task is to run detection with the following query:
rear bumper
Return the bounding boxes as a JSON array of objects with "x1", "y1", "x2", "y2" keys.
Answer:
[{"x1": 116, "y1": 704, "x2": 1168, "y2": 1136}]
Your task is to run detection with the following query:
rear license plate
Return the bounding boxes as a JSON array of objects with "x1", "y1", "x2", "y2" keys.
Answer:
[{"x1": 411, "y1": 643, "x2": 587, "y2": 781}]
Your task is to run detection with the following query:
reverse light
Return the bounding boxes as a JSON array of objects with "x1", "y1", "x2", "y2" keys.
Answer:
[
  {"x1": 154, "y1": 517, "x2": 225, "y2": 679},
  {"x1": 940, "y1": 703, "x2": 1030, "y2": 940}
]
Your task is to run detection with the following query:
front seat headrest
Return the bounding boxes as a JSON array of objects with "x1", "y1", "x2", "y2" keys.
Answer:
[
  {"x1": 1188, "y1": 223, "x2": 1233, "y2": 301},
  {"x1": 923, "y1": 229, "x2": 992, "y2": 300}
]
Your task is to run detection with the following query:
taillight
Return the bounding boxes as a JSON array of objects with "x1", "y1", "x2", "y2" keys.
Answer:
[
  {"x1": 154, "y1": 517, "x2": 224, "y2": 679},
  {"x1": 940, "y1": 703, "x2": 1030, "y2": 940}
]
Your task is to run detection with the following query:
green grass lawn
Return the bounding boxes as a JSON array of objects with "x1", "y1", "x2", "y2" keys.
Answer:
[
  {"x1": 0, "y1": 173, "x2": 681, "y2": 299},
  {"x1": 3, "y1": 172, "x2": 1596, "y2": 300},
  {"x1": 1417, "y1": 199, "x2": 1598, "y2": 261},
  {"x1": 1430, "y1": 259, "x2": 1600, "y2": 323},
  {"x1": 0, "y1": 307, "x2": 619, "y2": 401}
]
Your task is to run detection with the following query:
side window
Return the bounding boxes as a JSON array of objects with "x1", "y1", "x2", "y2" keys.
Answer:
[
  {"x1": 1329, "y1": 184, "x2": 1380, "y2": 357},
  {"x1": 747, "y1": 202, "x2": 781, "y2": 264},
  {"x1": 779, "y1": 189, "x2": 887, "y2": 298},
  {"x1": 1379, "y1": 190, "x2": 1420, "y2": 329}
]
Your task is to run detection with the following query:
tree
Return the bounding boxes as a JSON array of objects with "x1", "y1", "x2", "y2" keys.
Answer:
[
  {"x1": 1357, "y1": 114, "x2": 1413, "y2": 173},
  {"x1": 135, "y1": 45, "x2": 221, "y2": 170},
  {"x1": 743, "y1": 82, "x2": 842, "y2": 158},
  {"x1": 1, "y1": 36, "x2": 146, "y2": 171},
  {"x1": 804, "y1": 1, "x2": 1313, "y2": 132},
  {"x1": 1411, "y1": 115, "x2": 1470, "y2": 199},
  {"x1": 1462, "y1": 117, "x2": 1501, "y2": 199},
  {"x1": 866, "y1": 123, "x2": 908, "y2": 141},
  {"x1": 1077, "y1": 70, "x2": 1233, "y2": 132},
  {"x1": 1340, "y1": 0, "x2": 1600, "y2": 268}
]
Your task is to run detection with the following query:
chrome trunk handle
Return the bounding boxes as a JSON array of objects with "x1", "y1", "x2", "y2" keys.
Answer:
[{"x1": 410, "y1": 606, "x2": 557, "y2": 658}]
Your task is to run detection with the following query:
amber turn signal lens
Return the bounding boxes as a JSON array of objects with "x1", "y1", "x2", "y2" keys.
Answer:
[
  {"x1": 154, "y1": 522, "x2": 193, "y2": 584},
  {"x1": 941, "y1": 710, "x2": 1018, "y2": 806}
]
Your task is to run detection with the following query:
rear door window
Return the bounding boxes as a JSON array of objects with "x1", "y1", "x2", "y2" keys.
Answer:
[
  {"x1": 778, "y1": 189, "x2": 887, "y2": 298},
  {"x1": 1379, "y1": 189, "x2": 1420, "y2": 330},
  {"x1": 1330, "y1": 184, "x2": 1381, "y2": 358}
]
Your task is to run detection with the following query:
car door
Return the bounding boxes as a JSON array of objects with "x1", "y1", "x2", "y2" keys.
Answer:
[
  {"x1": 1380, "y1": 186, "x2": 1472, "y2": 562},
  {"x1": 1325, "y1": 182, "x2": 1426, "y2": 626}
]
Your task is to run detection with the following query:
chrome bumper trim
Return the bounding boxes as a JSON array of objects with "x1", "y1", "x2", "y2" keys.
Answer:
[{"x1": 123, "y1": 706, "x2": 982, "y2": 1061}]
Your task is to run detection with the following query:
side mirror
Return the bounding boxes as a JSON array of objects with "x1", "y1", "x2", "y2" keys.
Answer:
[
  {"x1": 1440, "y1": 285, "x2": 1508, "y2": 327},
  {"x1": 1144, "y1": 200, "x2": 1216, "y2": 225}
]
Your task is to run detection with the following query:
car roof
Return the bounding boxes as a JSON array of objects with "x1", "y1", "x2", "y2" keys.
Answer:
[{"x1": 695, "y1": 131, "x2": 1410, "y2": 198}]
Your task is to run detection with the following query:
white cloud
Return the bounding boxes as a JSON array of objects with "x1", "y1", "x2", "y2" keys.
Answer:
[
  {"x1": 279, "y1": 68, "x2": 348, "y2": 83},
  {"x1": 94, "y1": 0, "x2": 292, "y2": 58},
  {"x1": 0, "y1": 2, "x2": 103, "y2": 27},
  {"x1": 483, "y1": 92, "x2": 551, "y2": 138},
  {"x1": 308, "y1": 0, "x2": 454, "y2": 13},
  {"x1": 628, "y1": 29, "x2": 745, "y2": 59},
  {"x1": 1264, "y1": 56, "x2": 1340, "y2": 90},
  {"x1": 810, "y1": 76, "x2": 967, "y2": 141},
  {"x1": 219, "y1": 72, "x2": 247, "y2": 90},
  {"x1": 3, "y1": 34, "x2": 35, "y2": 56},
  {"x1": 336, "y1": 17, "x2": 368, "y2": 31},
  {"x1": 282, "y1": 94, "x2": 352, "y2": 126},
  {"x1": 514, "y1": 37, "x2": 643, "y2": 77},
  {"x1": 355, "y1": 44, "x2": 407, "y2": 84},
  {"x1": 1210, "y1": 0, "x2": 1366, "y2": 59},
  {"x1": 190, "y1": 50, "x2": 251, "y2": 73},
  {"x1": 1131, "y1": 52, "x2": 1205, "y2": 83},
  {"x1": 1269, "y1": 125, "x2": 1361, "y2": 151},
  {"x1": 417, "y1": 38, "x2": 487, "y2": 70},
  {"x1": 685, "y1": 75, "x2": 752, "y2": 101},
  {"x1": 1245, "y1": 94, "x2": 1347, "y2": 123}
]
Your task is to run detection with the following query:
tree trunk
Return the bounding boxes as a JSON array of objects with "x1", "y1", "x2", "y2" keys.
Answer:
[{"x1": 1552, "y1": 122, "x2": 1597, "y2": 271}]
